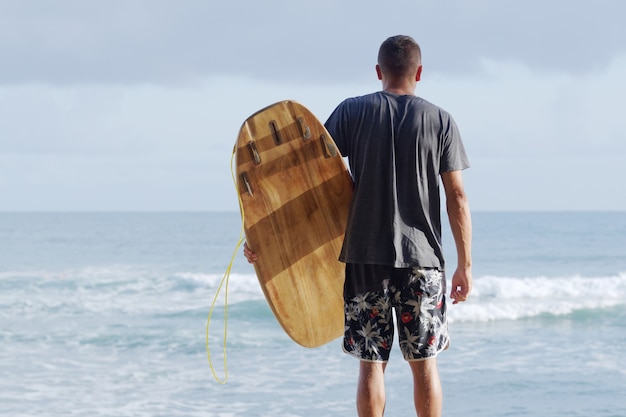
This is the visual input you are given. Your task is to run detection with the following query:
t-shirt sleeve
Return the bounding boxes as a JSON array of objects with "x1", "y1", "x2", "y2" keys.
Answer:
[
  {"x1": 324, "y1": 100, "x2": 351, "y2": 157},
  {"x1": 439, "y1": 113, "x2": 470, "y2": 173}
]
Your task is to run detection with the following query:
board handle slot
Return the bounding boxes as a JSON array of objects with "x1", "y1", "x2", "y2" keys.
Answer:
[
  {"x1": 240, "y1": 172, "x2": 253, "y2": 196},
  {"x1": 269, "y1": 121, "x2": 282, "y2": 145},
  {"x1": 297, "y1": 117, "x2": 311, "y2": 141},
  {"x1": 247, "y1": 141, "x2": 261, "y2": 165},
  {"x1": 320, "y1": 134, "x2": 338, "y2": 158}
]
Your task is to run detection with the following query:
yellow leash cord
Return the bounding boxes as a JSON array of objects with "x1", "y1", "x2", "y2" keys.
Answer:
[{"x1": 205, "y1": 146, "x2": 246, "y2": 384}]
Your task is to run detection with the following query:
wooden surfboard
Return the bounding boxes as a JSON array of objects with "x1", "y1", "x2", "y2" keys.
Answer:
[{"x1": 235, "y1": 100, "x2": 353, "y2": 348}]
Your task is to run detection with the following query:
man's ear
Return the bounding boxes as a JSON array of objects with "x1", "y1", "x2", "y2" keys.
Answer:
[
  {"x1": 376, "y1": 64, "x2": 383, "y2": 80},
  {"x1": 416, "y1": 65, "x2": 423, "y2": 82}
]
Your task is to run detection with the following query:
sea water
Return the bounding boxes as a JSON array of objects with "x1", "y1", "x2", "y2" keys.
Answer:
[{"x1": 1, "y1": 212, "x2": 625, "y2": 417}]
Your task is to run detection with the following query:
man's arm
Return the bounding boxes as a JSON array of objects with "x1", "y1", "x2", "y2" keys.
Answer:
[{"x1": 441, "y1": 170, "x2": 472, "y2": 304}]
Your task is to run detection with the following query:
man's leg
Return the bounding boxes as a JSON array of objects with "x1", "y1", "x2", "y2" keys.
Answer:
[
  {"x1": 409, "y1": 358, "x2": 442, "y2": 417},
  {"x1": 357, "y1": 361, "x2": 387, "y2": 417}
]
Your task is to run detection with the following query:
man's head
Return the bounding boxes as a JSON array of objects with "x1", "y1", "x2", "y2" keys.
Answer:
[{"x1": 377, "y1": 35, "x2": 422, "y2": 80}]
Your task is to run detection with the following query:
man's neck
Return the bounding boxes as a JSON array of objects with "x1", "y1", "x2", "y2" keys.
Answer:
[
  {"x1": 381, "y1": 80, "x2": 416, "y2": 96},
  {"x1": 383, "y1": 87, "x2": 415, "y2": 96}
]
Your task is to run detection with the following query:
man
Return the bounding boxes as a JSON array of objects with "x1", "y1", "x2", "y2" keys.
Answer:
[{"x1": 245, "y1": 35, "x2": 472, "y2": 417}]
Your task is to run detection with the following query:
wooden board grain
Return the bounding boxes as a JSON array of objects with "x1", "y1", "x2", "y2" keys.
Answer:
[{"x1": 235, "y1": 100, "x2": 353, "y2": 347}]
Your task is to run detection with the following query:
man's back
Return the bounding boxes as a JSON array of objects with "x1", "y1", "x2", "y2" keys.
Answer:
[{"x1": 325, "y1": 91, "x2": 469, "y2": 269}]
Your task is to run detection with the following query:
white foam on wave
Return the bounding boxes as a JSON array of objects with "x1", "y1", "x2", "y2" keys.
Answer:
[
  {"x1": 0, "y1": 266, "x2": 266, "y2": 317},
  {"x1": 448, "y1": 272, "x2": 626, "y2": 322},
  {"x1": 174, "y1": 271, "x2": 264, "y2": 304},
  {"x1": 202, "y1": 271, "x2": 626, "y2": 323},
  {"x1": 2, "y1": 266, "x2": 625, "y2": 321}
]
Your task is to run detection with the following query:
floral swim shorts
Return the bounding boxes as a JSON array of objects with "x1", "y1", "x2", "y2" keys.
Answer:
[{"x1": 343, "y1": 264, "x2": 449, "y2": 362}]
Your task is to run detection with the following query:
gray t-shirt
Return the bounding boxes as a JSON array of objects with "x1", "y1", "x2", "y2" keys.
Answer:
[{"x1": 324, "y1": 91, "x2": 470, "y2": 269}]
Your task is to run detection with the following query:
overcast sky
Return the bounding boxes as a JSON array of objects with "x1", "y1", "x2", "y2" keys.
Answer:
[{"x1": 1, "y1": 0, "x2": 625, "y2": 211}]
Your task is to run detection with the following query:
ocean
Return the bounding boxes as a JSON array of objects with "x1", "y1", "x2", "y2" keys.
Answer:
[{"x1": 1, "y1": 212, "x2": 625, "y2": 417}]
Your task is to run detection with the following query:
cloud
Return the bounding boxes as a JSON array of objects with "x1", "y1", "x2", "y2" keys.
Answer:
[
  {"x1": 2, "y1": 58, "x2": 624, "y2": 211},
  {"x1": 420, "y1": 54, "x2": 626, "y2": 159},
  {"x1": 1, "y1": 1, "x2": 625, "y2": 211},
  {"x1": 1, "y1": 0, "x2": 625, "y2": 85},
  {"x1": 0, "y1": 75, "x2": 367, "y2": 211}
]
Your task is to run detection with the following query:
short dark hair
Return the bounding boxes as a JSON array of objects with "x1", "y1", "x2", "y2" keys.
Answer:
[{"x1": 377, "y1": 35, "x2": 422, "y2": 77}]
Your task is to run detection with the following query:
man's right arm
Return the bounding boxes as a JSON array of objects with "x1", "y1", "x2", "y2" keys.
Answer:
[{"x1": 441, "y1": 170, "x2": 472, "y2": 304}]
